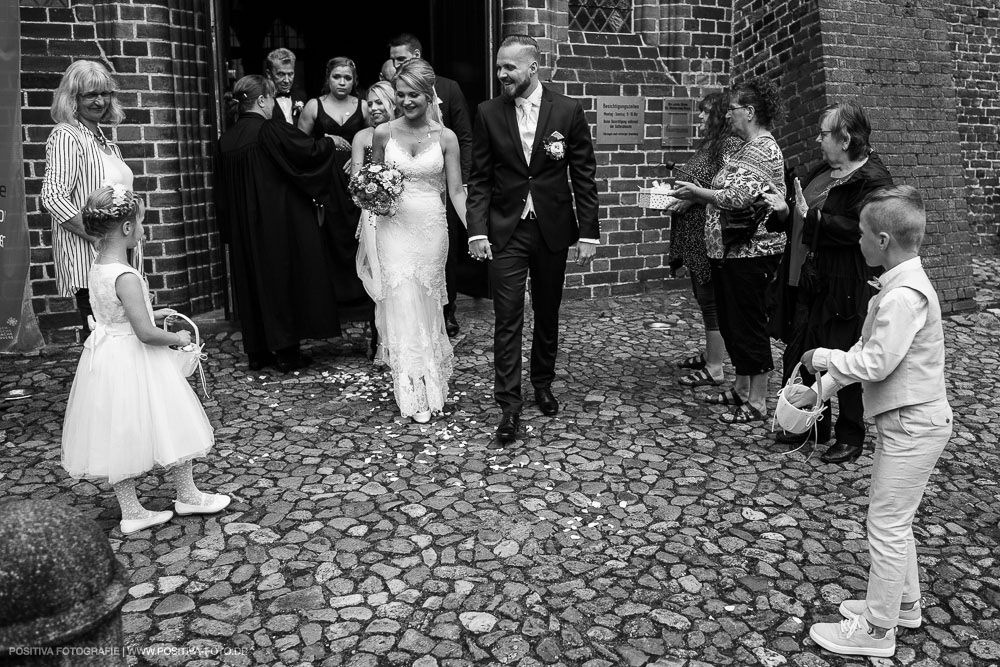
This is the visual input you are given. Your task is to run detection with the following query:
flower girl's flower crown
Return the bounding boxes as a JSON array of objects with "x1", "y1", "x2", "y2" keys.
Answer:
[{"x1": 83, "y1": 184, "x2": 143, "y2": 224}]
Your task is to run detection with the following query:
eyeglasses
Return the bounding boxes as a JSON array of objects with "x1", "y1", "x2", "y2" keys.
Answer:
[
  {"x1": 79, "y1": 91, "x2": 114, "y2": 102},
  {"x1": 728, "y1": 105, "x2": 751, "y2": 113},
  {"x1": 817, "y1": 130, "x2": 834, "y2": 139}
]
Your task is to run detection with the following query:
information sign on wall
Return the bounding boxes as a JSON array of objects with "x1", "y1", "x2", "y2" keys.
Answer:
[
  {"x1": 661, "y1": 98, "x2": 697, "y2": 149},
  {"x1": 595, "y1": 96, "x2": 643, "y2": 145}
]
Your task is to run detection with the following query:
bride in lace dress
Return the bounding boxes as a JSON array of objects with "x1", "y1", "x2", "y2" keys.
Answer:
[{"x1": 368, "y1": 59, "x2": 468, "y2": 423}]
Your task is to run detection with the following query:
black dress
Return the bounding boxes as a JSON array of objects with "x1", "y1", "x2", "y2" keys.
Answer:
[
  {"x1": 215, "y1": 113, "x2": 342, "y2": 358},
  {"x1": 309, "y1": 97, "x2": 368, "y2": 307}
]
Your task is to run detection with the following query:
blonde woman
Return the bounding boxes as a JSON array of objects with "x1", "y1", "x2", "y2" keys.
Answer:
[
  {"x1": 41, "y1": 60, "x2": 141, "y2": 342},
  {"x1": 368, "y1": 59, "x2": 468, "y2": 423}
]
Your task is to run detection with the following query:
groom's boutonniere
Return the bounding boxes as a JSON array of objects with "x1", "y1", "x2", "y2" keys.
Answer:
[
  {"x1": 543, "y1": 132, "x2": 566, "y2": 160},
  {"x1": 292, "y1": 100, "x2": 305, "y2": 116}
]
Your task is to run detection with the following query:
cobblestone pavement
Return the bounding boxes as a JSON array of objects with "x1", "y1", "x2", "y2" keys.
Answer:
[{"x1": 3, "y1": 256, "x2": 1000, "y2": 667}]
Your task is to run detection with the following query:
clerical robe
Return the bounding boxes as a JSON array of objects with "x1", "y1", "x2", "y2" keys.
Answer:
[{"x1": 216, "y1": 113, "x2": 343, "y2": 358}]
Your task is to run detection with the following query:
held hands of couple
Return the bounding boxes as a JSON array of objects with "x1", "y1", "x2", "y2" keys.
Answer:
[{"x1": 468, "y1": 238, "x2": 493, "y2": 262}]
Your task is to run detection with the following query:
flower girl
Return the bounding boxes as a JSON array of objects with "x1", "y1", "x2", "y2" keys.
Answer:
[{"x1": 61, "y1": 185, "x2": 230, "y2": 535}]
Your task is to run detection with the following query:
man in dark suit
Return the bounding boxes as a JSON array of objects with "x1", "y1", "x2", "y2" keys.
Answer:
[
  {"x1": 388, "y1": 33, "x2": 474, "y2": 337},
  {"x1": 266, "y1": 48, "x2": 304, "y2": 125},
  {"x1": 467, "y1": 35, "x2": 600, "y2": 445}
]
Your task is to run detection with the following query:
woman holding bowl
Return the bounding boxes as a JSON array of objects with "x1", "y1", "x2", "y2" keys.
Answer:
[
  {"x1": 665, "y1": 92, "x2": 744, "y2": 388},
  {"x1": 671, "y1": 76, "x2": 786, "y2": 424}
]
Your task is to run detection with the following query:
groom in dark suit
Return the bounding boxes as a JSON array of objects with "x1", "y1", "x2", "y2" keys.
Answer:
[{"x1": 467, "y1": 35, "x2": 600, "y2": 444}]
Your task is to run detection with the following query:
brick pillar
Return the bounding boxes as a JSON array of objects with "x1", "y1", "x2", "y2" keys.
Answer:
[
  {"x1": 20, "y1": 0, "x2": 222, "y2": 342},
  {"x1": 947, "y1": 0, "x2": 1000, "y2": 246},
  {"x1": 731, "y1": 0, "x2": 977, "y2": 313}
]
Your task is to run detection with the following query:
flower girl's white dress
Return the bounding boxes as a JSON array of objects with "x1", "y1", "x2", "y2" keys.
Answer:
[{"x1": 61, "y1": 263, "x2": 213, "y2": 484}]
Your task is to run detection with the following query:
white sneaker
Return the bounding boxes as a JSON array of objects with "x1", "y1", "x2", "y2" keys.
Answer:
[
  {"x1": 810, "y1": 614, "x2": 895, "y2": 658},
  {"x1": 839, "y1": 598, "x2": 921, "y2": 628},
  {"x1": 411, "y1": 411, "x2": 432, "y2": 424},
  {"x1": 174, "y1": 493, "x2": 231, "y2": 516},
  {"x1": 120, "y1": 510, "x2": 173, "y2": 535}
]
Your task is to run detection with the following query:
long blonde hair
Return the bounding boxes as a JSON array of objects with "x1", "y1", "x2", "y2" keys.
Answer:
[{"x1": 50, "y1": 60, "x2": 125, "y2": 126}]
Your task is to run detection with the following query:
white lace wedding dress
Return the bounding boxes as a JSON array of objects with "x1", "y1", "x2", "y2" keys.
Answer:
[{"x1": 372, "y1": 134, "x2": 453, "y2": 416}]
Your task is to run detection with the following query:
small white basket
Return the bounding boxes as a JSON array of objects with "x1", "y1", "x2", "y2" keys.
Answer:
[
  {"x1": 773, "y1": 362, "x2": 825, "y2": 435},
  {"x1": 162, "y1": 312, "x2": 210, "y2": 397},
  {"x1": 638, "y1": 187, "x2": 679, "y2": 210}
]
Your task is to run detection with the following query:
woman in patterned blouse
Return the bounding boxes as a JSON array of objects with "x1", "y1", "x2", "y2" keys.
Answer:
[
  {"x1": 665, "y1": 92, "x2": 744, "y2": 389},
  {"x1": 41, "y1": 60, "x2": 139, "y2": 342},
  {"x1": 670, "y1": 77, "x2": 787, "y2": 423}
]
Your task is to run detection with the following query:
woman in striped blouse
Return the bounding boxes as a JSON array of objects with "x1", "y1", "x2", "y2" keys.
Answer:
[{"x1": 41, "y1": 60, "x2": 140, "y2": 342}]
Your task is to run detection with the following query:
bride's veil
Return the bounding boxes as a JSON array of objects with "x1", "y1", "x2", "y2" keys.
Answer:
[{"x1": 429, "y1": 84, "x2": 443, "y2": 127}]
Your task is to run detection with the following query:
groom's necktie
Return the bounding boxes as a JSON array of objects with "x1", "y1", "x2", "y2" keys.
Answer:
[
  {"x1": 516, "y1": 98, "x2": 536, "y2": 165},
  {"x1": 516, "y1": 97, "x2": 537, "y2": 219}
]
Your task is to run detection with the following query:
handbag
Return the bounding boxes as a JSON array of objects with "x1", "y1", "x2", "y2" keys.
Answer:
[
  {"x1": 720, "y1": 194, "x2": 770, "y2": 247},
  {"x1": 162, "y1": 312, "x2": 210, "y2": 397}
]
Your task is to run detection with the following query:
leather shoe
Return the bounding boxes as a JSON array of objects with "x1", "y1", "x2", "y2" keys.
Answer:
[
  {"x1": 535, "y1": 388, "x2": 559, "y2": 415},
  {"x1": 248, "y1": 352, "x2": 276, "y2": 371},
  {"x1": 497, "y1": 412, "x2": 520, "y2": 444},
  {"x1": 821, "y1": 441, "x2": 863, "y2": 464},
  {"x1": 445, "y1": 312, "x2": 459, "y2": 337}
]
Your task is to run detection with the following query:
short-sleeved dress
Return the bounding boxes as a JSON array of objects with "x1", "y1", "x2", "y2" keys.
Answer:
[{"x1": 61, "y1": 263, "x2": 213, "y2": 484}]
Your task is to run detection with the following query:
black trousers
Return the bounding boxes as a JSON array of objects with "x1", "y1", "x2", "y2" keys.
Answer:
[
  {"x1": 489, "y1": 216, "x2": 568, "y2": 414},
  {"x1": 714, "y1": 254, "x2": 780, "y2": 376}
]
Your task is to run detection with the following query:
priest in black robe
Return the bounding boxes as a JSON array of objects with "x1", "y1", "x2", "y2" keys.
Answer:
[{"x1": 216, "y1": 75, "x2": 345, "y2": 372}]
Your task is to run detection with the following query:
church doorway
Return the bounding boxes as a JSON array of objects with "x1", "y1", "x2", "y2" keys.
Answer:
[{"x1": 214, "y1": 0, "x2": 500, "y2": 129}]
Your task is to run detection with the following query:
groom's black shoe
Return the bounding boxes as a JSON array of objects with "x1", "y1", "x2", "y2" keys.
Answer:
[
  {"x1": 535, "y1": 388, "x2": 559, "y2": 416},
  {"x1": 497, "y1": 412, "x2": 520, "y2": 444}
]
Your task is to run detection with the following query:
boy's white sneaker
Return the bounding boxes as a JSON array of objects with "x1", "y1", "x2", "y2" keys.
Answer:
[
  {"x1": 120, "y1": 510, "x2": 173, "y2": 535},
  {"x1": 810, "y1": 614, "x2": 895, "y2": 658},
  {"x1": 839, "y1": 598, "x2": 921, "y2": 628}
]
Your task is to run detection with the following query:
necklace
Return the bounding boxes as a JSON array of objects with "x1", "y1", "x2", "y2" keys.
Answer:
[
  {"x1": 80, "y1": 122, "x2": 108, "y2": 148},
  {"x1": 403, "y1": 124, "x2": 432, "y2": 144}
]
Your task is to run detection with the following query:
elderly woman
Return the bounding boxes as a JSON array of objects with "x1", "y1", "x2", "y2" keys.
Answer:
[
  {"x1": 764, "y1": 101, "x2": 893, "y2": 463},
  {"x1": 666, "y1": 92, "x2": 744, "y2": 388},
  {"x1": 41, "y1": 60, "x2": 139, "y2": 342},
  {"x1": 671, "y1": 77, "x2": 786, "y2": 423}
]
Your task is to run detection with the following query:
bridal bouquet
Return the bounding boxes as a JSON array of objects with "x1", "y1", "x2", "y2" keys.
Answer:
[{"x1": 348, "y1": 162, "x2": 405, "y2": 216}]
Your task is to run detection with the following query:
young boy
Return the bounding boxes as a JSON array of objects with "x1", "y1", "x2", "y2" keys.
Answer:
[{"x1": 796, "y1": 185, "x2": 953, "y2": 657}]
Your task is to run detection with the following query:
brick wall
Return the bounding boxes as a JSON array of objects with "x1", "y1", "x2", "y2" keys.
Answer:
[
  {"x1": 947, "y1": 0, "x2": 1000, "y2": 246},
  {"x1": 731, "y1": 0, "x2": 977, "y2": 313},
  {"x1": 20, "y1": 0, "x2": 223, "y2": 343},
  {"x1": 502, "y1": 0, "x2": 734, "y2": 299}
]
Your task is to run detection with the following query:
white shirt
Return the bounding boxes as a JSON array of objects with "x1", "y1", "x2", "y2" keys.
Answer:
[
  {"x1": 276, "y1": 96, "x2": 293, "y2": 123},
  {"x1": 811, "y1": 257, "x2": 927, "y2": 395}
]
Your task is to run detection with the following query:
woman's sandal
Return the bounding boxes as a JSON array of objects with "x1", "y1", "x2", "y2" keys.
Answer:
[
  {"x1": 701, "y1": 388, "x2": 744, "y2": 406},
  {"x1": 677, "y1": 352, "x2": 707, "y2": 370},
  {"x1": 679, "y1": 369, "x2": 722, "y2": 387},
  {"x1": 720, "y1": 404, "x2": 766, "y2": 423}
]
